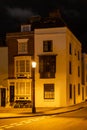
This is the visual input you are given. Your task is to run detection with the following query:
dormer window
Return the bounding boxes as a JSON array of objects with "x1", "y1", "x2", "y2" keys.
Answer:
[{"x1": 21, "y1": 24, "x2": 31, "y2": 32}]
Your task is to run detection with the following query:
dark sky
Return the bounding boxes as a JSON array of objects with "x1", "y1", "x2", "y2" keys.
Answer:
[{"x1": 0, "y1": 0, "x2": 87, "y2": 52}]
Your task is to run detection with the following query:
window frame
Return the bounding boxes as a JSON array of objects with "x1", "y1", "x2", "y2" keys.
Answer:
[
  {"x1": 14, "y1": 56, "x2": 31, "y2": 78},
  {"x1": 17, "y1": 39, "x2": 28, "y2": 54},
  {"x1": 43, "y1": 40, "x2": 53, "y2": 52},
  {"x1": 44, "y1": 84, "x2": 54, "y2": 99},
  {"x1": 39, "y1": 55, "x2": 56, "y2": 78}
]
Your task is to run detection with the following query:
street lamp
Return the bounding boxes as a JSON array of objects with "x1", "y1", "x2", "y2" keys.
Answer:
[{"x1": 32, "y1": 61, "x2": 36, "y2": 113}]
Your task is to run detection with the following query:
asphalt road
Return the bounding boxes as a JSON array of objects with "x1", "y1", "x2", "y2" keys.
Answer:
[{"x1": 0, "y1": 107, "x2": 87, "y2": 130}]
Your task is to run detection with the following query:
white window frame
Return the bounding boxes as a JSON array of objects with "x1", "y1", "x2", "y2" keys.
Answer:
[
  {"x1": 14, "y1": 56, "x2": 31, "y2": 78},
  {"x1": 17, "y1": 39, "x2": 28, "y2": 54}
]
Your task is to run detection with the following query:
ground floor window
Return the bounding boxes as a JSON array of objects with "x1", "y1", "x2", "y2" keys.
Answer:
[
  {"x1": 69, "y1": 84, "x2": 72, "y2": 99},
  {"x1": 15, "y1": 82, "x2": 31, "y2": 100},
  {"x1": 44, "y1": 84, "x2": 54, "y2": 99},
  {"x1": 78, "y1": 83, "x2": 80, "y2": 95}
]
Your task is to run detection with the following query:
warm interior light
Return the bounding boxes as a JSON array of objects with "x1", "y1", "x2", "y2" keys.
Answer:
[{"x1": 32, "y1": 61, "x2": 36, "y2": 68}]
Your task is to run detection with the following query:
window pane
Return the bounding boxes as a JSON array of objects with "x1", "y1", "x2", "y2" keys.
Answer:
[
  {"x1": 26, "y1": 60, "x2": 30, "y2": 72},
  {"x1": 20, "y1": 82, "x2": 25, "y2": 94},
  {"x1": 20, "y1": 60, "x2": 25, "y2": 72},
  {"x1": 16, "y1": 61, "x2": 18, "y2": 73},
  {"x1": 26, "y1": 82, "x2": 30, "y2": 94}
]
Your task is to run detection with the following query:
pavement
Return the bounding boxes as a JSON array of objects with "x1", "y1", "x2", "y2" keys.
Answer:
[{"x1": 0, "y1": 101, "x2": 87, "y2": 119}]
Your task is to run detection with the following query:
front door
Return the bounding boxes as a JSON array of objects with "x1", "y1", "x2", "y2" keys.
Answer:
[
  {"x1": 10, "y1": 86, "x2": 14, "y2": 103},
  {"x1": 1, "y1": 88, "x2": 6, "y2": 106}
]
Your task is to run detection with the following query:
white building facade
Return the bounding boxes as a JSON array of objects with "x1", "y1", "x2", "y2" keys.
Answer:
[{"x1": 34, "y1": 27, "x2": 82, "y2": 107}]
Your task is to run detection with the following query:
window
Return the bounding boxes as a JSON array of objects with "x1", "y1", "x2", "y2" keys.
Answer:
[
  {"x1": 86, "y1": 74, "x2": 87, "y2": 82},
  {"x1": 86, "y1": 86, "x2": 87, "y2": 96},
  {"x1": 18, "y1": 42, "x2": 28, "y2": 54},
  {"x1": 39, "y1": 55, "x2": 56, "y2": 78},
  {"x1": 78, "y1": 83, "x2": 80, "y2": 95},
  {"x1": 69, "y1": 84, "x2": 72, "y2": 99},
  {"x1": 69, "y1": 43, "x2": 72, "y2": 55},
  {"x1": 78, "y1": 51, "x2": 80, "y2": 60},
  {"x1": 15, "y1": 56, "x2": 31, "y2": 78},
  {"x1": 78, "y1": 66, "x2": 80, "y2": 77},
  {"x1": 17, "y1": 39, "x2": 28, "y2": 54},
  {"x1": 15, "y1": 82, "x2": 31, "y2": 99},
  {"x1": 44, "y1": 84, "x2": 54, "y2": 99},
  {"x1": 21, "y1": 25, "x2": 31, "y2": 32},
  {"x1": 43, "y1": 40, "x2": 53, "y2": 52},
  {"x1": 69, "y1": 61, "x2": 72, "y2": 74}
]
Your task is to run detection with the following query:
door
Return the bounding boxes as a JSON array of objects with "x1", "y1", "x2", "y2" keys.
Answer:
[
  {"x1": 1, "y1": 88, "x2": 6, "y2": 106},
  {"x1": 10, "y1": 86, "x2": 14, "y2": 103}
]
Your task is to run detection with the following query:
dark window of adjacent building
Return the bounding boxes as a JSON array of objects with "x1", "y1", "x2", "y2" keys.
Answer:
[
  {"x1": 78, "y1": 83, "x2": 80, "y2": 95},
  {"x1": 39, "y1": 55, "x2": 56, "y2": 78},
  {"x1": 78, "y1": 66, "x2": 80, "y2": 77},
  {"x1": 69, "y1": 43, "x2": 72, "y2": 55},
  {"x1": 86, "y1": 86, "x2": 87, "y2": 96},
  {"x1": 69, "y1": 84, "x2": 72, "y2": 99},
  {"x1": 43, "y1": 40, "x2": 53, "y2": 52},
  {"x1": 44, "y1": 84, "x2": 54, "y2": 99},
  {"x1": 69, "y1": 61, "x2": 72, "y2": 74},
  {"x1": 86, "y1": 74, "x2": 87, "y2": 82}
]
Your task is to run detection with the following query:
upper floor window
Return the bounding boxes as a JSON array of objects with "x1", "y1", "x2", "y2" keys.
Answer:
[
  {"x1": 14, "y1": 56, "x2": 31, "y2": 78},
  {"x1": 39, "y1": 55, "x2": 56, "y2": 78},
  {"x1": 78, "y1": 66, "x2": 80, "y2": 77},
  {"x1": 69, "y1": 61, "x2": 72, "y2": 74},
  {"x1": 78, "y1": 51, "x2": 80, "y2": 60},
  {"x1": 43, "y1": 40, "x2": 53, "y2": 52},
  {"x1": 69, "y1": 43, "x2": 72, "y2": 55},
  {"x1": 17, "y1": 39, "x2": 28, "y2": 54}
]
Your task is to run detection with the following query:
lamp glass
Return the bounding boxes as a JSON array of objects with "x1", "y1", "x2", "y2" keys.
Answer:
[{"x1": 32, "y1": 61, "x2": 36, "y2": 68}]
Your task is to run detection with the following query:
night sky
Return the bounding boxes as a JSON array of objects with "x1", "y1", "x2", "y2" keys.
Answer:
[{"x1": 0, "y1": 0, "x2": 87, "y2": 52}]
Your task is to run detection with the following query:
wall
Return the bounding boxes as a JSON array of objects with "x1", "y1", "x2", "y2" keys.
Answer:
[{"x1": 34, "y1": 27, "x2": 67, "y2": 107}]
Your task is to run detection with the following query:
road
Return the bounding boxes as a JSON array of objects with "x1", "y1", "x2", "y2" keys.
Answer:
[{"x1": 0, "y1": 107, "x2": 87, "y2": 130}]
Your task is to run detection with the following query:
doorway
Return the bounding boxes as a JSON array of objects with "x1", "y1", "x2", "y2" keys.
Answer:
[
  {"x1": 1, "y1": 88, "x2": 6, "y2": 106},
  {"x1": 10, "y1": 86, "x2": 14, "y2": 103}
]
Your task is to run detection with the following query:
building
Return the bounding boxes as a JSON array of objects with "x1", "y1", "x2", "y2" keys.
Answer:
[
  {"x1": 5, "y1": 15, "x2": 85, "y2": 108},
  {"x1": 35, "y1": 27, "x2": 82, "y2": 107},
  {"x1": 82, "y1": 53, "x2": 87, "y2": 101},
  {"x1": 6, "y1": 31, "x2": 34, "y2": 107},
  {"x1": 0, "y1": 47, "x2": 8, "y2": 107}
]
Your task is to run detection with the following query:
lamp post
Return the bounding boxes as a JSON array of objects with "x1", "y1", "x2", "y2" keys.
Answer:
[{"x1": 32, "y1": 61, "x2": 36, "y2": 113}]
